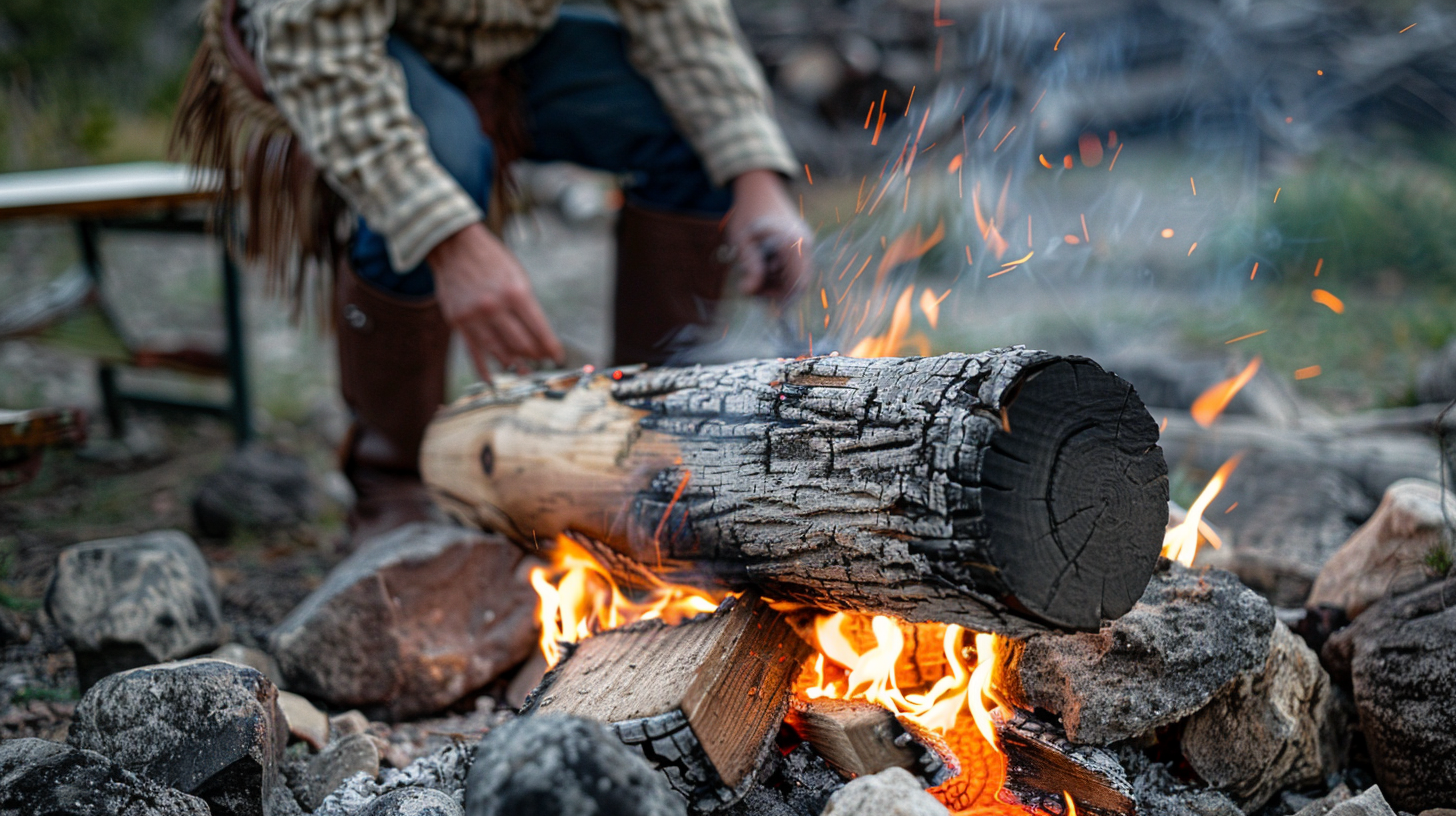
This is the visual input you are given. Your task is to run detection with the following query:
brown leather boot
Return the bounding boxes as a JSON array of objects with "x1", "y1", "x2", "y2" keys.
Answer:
[
  {"x1": 611, "y1": 201, "x2": 732, "y2": 367},
  {"x1": 335, "y1": 261, "x2": 452, "y2": 548}
]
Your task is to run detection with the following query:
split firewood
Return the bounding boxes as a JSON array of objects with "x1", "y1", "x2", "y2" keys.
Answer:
[
  {"x1": 785, "y1": 698, "x2": 956, "y2": 785},
  {"x1": 994, "y1": 708, "x2": 1137, "y2": 816},
  {"x1": 521, "y1": 592, "x2": 812, "y2": 811},
  {"x1": 423, "y1": 350, "x2": 1169, "y2": 634}
]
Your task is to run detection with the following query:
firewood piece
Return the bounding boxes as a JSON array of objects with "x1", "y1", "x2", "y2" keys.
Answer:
[
  {"x1": 994, "y1": 708, "x2": 1136, "y2": 816},
  {"x1": 423, "y1": 351, "x2": 1169, "y2": 634},
  {"x1": 786, "y1": 699, "x2": 954, "y2": 785},
  {"x1": 522, "y1": 593, "x2": 811, "y2": 811}
]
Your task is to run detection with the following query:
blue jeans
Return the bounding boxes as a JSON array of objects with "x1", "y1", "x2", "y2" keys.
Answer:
[{"x1": 351, "y1": 11, "x2": 734, "y2": 296}]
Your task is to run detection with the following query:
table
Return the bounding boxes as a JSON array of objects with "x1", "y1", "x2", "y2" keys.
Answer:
[{"x1": 0, "y1": 162, "x2": 251, "y2": 443}]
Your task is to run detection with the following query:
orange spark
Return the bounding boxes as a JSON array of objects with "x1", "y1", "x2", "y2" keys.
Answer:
[
  {"x1": 1312, "y1": 289, "x2": 1344, "y2": 313},
  {"x1": 872, "y1": 90, "x2": 888, "y2": 145},
  {"x1": 1190, "y1": 177, "x2": 1197, "y2": 195},
  {"x1": 1273, "y1": 187, "x2": 1281, "y2": 203},
  {"x1": 1054, "y1": 32, "x2": 1066, "y2": 50},
  {"x1": 1063, "y1": 154, "x2": 1073, "y2": 169},
  {"x1": 1295, "y1": 365, "x2": 1322, "y2": 380},
  {"x1": 1080, "y1": 213, "x2": 1090, "y2": 242},
  {"x1": 965, "y1": 245, "x2": 973, "y2": 265},
  {"x1": 993, "y1": 126, "x2": 1016, "y2": 152},
  {"x1": 1064, "y1": 234, "x2": 1080, "y2": 245},
  {"x1": 1314, "y1": 258, "x2": 1324, "y2": 277},
  {"x1": 1161, "y1": 228, "x2": 1175, "y2": 238},
  {"x1": 1039, "y1": 154, "x2": 1053, "y2": 169},
  {"x1": 864, "y1": 100, "x2": 876, "y2": 129},
  {"x1": 1400, "y1": 23, "x2": 1417, "y2": 32},
  {"x1": 1108, "y1": 142, "x2": 1124, "y2": 170},
  {"x1": 1188, "y1": 242, "x2": 1198, "y2": 256},
  {"x1": 1191, "y1": 357, "x2": 1261, "y2": 427},
  {"x1": 948, "y1": 154, "x2": 964, "y2": 173},
  {"x1": 904, "y1": 86, "x2": 916, "y2": 115},
  {"x1": 804, "y1": 164, "x2": 814, "y2": 185},
  {"x1": 1225, "y1": 329, "x2": 1267, "y2": 344},
  {"x1": 1078, "y1": 132, "x2": 1104, "y2": 167},
  {"x1": 820, "y1": 288, "x2": 829, "y2": 309}
]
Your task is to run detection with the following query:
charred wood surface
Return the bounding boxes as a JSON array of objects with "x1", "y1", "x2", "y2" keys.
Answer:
[
  {"x1": 424, "y1": 351, "x2": 1168, "y2": 633},
  {"x1": 785, "y1": 698, "x2": 954, "y2": 785},
  {"x1": 521, "y1": 593, "x2": 810, "y2": 811},
  {"x1": 994, "y1": 708, "x2": 1137, "y2": 816}
]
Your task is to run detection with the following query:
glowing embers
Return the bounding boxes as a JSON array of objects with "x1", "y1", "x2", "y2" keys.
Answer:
[
  {"x1": 1162, "y1": 454, "x2": 1242, "y2": 567},
  {"x1": 795, "y1": 613, "x2": 1020, "y2": 812},
  {"x1": 529, "y1": 534, "x2": 722, "y2": 667}
]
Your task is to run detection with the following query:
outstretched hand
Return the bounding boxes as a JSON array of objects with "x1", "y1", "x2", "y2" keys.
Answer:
[
  {"x1": 428, "y1": 222, "x2": 564, "y2": 381},
  {"x1": 724, "y1": 170, "x2": 813, "y2": 301}
]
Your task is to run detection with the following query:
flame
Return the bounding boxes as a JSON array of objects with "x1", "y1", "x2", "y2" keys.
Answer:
[
  {"x1": 849, "y1": 286, "x2": 916, "y2": 357},
  {"x1": 1065, "y1": 791, "x2": 1078, "y2": 816},
  {"x1": 1162, "y1": 454, "x2": 1242, "y2": 567},
  {"x1": 530, "y1": 534, "x2": 722, "y2": 667},
  {"x1": 1190, "y1": 357, "x2": 1261, "y2": 427},
  {"x1": 919, "y1": 288, "x2": 949, "y2": 329}
]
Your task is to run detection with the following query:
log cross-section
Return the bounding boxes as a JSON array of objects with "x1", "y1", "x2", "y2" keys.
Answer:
[{"x1": 423, "y1": 349, "x2": 1169, "y2": 634}]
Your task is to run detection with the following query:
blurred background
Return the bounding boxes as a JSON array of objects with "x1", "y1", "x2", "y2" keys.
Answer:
[{"x1": 2, "y1": 0, "x2": 1455, "y2": 700}]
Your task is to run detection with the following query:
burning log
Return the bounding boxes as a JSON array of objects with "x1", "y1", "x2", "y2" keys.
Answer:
[
  {"x1": 423, "y1": 350, "x2": 1169, "y2": 634},
  {"x1": 994, "y1": 708, "x2": 1137, "y2": 816},
  {"x1": 785, "y1": 698, "x2": 955, "y2": 784},
  {"x1": 521, "y1": 592, "x2": 811, "y2": 811}
]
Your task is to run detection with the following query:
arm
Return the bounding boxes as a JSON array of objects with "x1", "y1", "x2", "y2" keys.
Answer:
[{"x1": 251, "y1": 0, "x2": 561, "y2": 374}]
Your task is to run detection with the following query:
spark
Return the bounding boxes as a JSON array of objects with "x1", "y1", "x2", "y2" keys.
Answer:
[
  {"x1": 1400, "y1": 23, "x2": 1417, "y2": 32},
  {"x1": 1273, "y1": 187, "x2": 1281, "y2": 203},
  {"x1": 1161, "y1": 228, "x2": 1175, "y2": 238},
  {"x1": 1080, "y1": 213, "x2": 1090, "y2": 242},
  {"x1": 1191, "y1": 357, "x2": 1261, "y2": 427},
  {"x1": 653, "y1": 470, "x2": 693, "y2": 566},
  {"x1": 872, "y1": 90, "x2": 888, "y2": 145},
  {"x1": 964, "y1": 245, "x2": 974, "y2": 266},
  {"x1": 1030, "y1": 88, "x2": 1047, "y2": 113},
  {"x1": 948, "y1": 154, "x2": 963, "y2": 173},
  {"x1": 1295, "y1": 365, "x2": 1322, "y2": 380},
  {"x1": 821, "y1": 289, "x2": 829, "y2": 309},
  {"x1": 1039, "y1": 154, "x2": 1053, "y2": 169},
  {"x1": 1078, "y1": 132, "x2": 1104, "y2": 167},
  {"x1": 1225, "y1": 329, "x2": 1268, "y2": 344},
  {"x1": 904, "y1": 86, "x2": 916, "y2": 115},
  {"x1": 1159, "y1": 416, "x2": 1168, "y2": 432},
  {"x1": 1064, "y1": 234, "x2": 1080, "y2": 245},
  {"x1": 1190, "y1": 177, "x2": 1197, "y2": 195},
  {"x1": 1317, "y1": 69, "x2": 1324, "y2": 75},
  {"x1": 1314, "y1": 258, "x2": 1324, "y2": 277},
  {"x1": 1063, "y1": 154, "x2": 1073, "y2": 169},
  {"x1": 1312, "y1": 289, "x2": 1345, "y2": 313},
  {"x1": 1001, "y1": 251, "x2": 1034, "y2": 268},
  {"x1": 804, "y1": 165, "x2": 813, "y2": 185},
  {"x1": 1054, "y1": 32, "x2": 1066, "y2": 50},
  {"x1": 864, "y1": 100, "x2": 875, "y2": 129},
  {"x1": 1224, "y1": 502, "x2": 1239, "y2": 513},
  {"x1": 1188, "y1": 242, "x2": 1198, "y2": 256},
  {"x1": 993, "y1": 126, "x2": 1016, "y2": 152},
  {"x1": 837, "y1": 253, "x2": 860, "y2": 280},
  {"x1": 1027, "y1": 215, "x2": 1033, "y2": 248},
  {"x1": 1250, "y1": 262, "x2": 1259, "y2": 280},
  {"x1": 1108, "y1": 142, "x2": 1124, "y2": 170}
]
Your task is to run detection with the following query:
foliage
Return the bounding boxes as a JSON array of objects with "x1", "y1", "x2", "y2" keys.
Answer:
[{"x1": 1425, "y1": 541, "x2": 1454, "y2": 578}]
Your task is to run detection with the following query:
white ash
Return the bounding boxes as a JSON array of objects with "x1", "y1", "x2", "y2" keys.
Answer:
[{"x1": 311, "y1": 742, "x2": 473, "y2": 816}]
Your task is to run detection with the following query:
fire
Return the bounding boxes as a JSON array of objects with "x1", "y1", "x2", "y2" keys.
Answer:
[
  {"x1": 1190, "y1": 357, "x2": 1261, "y2": 427},
  {"x1": 1162, "y1": 454, "x2": 1242, "y2": 567},
  {"x1": 849, "y1": 285, "x2": 923, "y2": 358},
  {"x1": 530, "y1": 534, "x2": 722, "y2": 667}
]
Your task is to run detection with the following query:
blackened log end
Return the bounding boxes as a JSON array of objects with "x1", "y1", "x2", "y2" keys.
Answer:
[{"x1": 981, "y1": 358, "x2": 1168, "y2": 630}]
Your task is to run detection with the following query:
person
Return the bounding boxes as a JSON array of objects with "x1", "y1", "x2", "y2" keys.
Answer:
[{"x1": 173, "y1": 0, "x2": 812, "y2": 545}]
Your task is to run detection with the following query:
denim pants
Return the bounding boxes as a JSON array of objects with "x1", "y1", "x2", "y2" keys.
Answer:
[{"x1": 351, "y1": 10, "x2": 734, "y2": 296}]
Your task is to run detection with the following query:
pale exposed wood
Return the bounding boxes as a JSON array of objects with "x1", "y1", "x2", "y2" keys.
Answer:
[
  {"x1": 995, "y1": 708, "x2": 1137, "y2": 816},
  {"x1": 522, "y1": 593, "x2": 811, "y2": 810},
  {"x1": 786, "y1": 698, "x2": 954, "y2": 785},
  {"x1": 423, "y1": 351, "x2": 1169, "y2": 635}
]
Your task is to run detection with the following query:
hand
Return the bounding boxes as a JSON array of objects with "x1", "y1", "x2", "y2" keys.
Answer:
[
  {"x1": 427, "y1": 222, "x2": 564, "y2": 380},
  {"x1": 725, "y1": 170, "x2": 813, "y2": 300}
]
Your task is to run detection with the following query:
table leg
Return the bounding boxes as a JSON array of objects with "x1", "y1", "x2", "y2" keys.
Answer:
[
  {"x1": 221, "y1": 248, "x2": 253, "y2": 446},
  {"x1": 75, "y1": 219, "x2": 126, "y2": 439}
]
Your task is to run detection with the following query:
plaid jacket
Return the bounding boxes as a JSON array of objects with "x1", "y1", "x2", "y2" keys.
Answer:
[{"x1": 242, "y1": 0, "x2": 797, "y2": 271}]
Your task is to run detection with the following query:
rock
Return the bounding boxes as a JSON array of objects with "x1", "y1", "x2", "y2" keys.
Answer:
[
  {"x1": 192, "y1": 444, "x2": 315, "y2": 538},
  {"x1": 1182, "y1": 623, "x2": 1342, "y2": 810},
  {"x1": 0, "y1": 737, "x2": 212, "y2": 816},
  {"x1": 819, "y1": 767, "x2": 949, "y2": 816},
  {"x1": 45, "y1": 529, "x2": 226, "y2": 689},
  {"x1": 1196, "y1": 454, "x2": 1375, "y2": 607},
  {"x1": 1294, "y1": 785, "x2": 1354, "y2": 816},
  {"x1": 1307, "y1": 479, "x2": 1454, "y2": 618},
  {"x1": 331, "y1": 710, "x2": 373, "y2": 739},
  {"x1": 314, "y1": 742, "x2": 473, "y2": 816},
  {"x1": 360, "y1": 789, "x2": 465, "y2": 816},
  {"x1": 1418, "y1": 811, "x2": 1456, "y2": 816},
  {"x1": 270, "y1": 523, "x2": 541, "y2": 719},
  {"x1": 67, "y1": 658, "x2": 285, "y2": 816},
  {"x1": 1416, "y1": 339, "x2": 1456, "y2": 403},
  {"x1": 1322, "y1": 577, "x2": 1456, "y2": 812},
  {"x1": 1327, "y1": 787, "x2": 1397, "y2": 816},
  {"x1": 464, "y1": 714, "x2": 685, "y2": 816},
  {"x1": 302, "y1": 733, "x2": 382, "y2": 811},
  {"x1": 1120, "y1": 750, "x2": 1242, "y2": 816},
  {"x1": 213, "y1": 643, "x2": 286, "y2": 688},
  {"x1": 1006, "y1": 561, "x2": 1275, "y2": 744},
  {"x1": 279, "y1": 690, "x2": 330, "y2": 750}
]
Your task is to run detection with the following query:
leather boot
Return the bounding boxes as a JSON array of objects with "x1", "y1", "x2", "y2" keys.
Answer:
[
  {"x1": 612, "y1": 201, "x2": 732, "y2": 367},
  {"x1": 335, "y1": 261, "x2": 451, "y2": 548}
]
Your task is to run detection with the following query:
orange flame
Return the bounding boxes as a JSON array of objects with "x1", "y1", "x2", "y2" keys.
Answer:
[
  {"x1": 530, "y1": 535, "x2": 722, "y2": 667},
  {"x1": 919, "y1": 288, "x2": 949, "y2": 329},
  {"x1": 1190, "y1": 357, "x2": 1261, "y2": 427},
  {"x1": 1065, "y1": 791, "x2": 1079, "y2": 816},
  {"x1": 1162, "y1": 454, "x2": 1242, "y2": 567},
  {"x1": 849, "y1": 286, "x2": 917, "y2": 358}
]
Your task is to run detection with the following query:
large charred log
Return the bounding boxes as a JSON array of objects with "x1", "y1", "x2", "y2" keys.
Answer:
[{"x1": 423, "y1": 350, "x2": 1168, "y2": 634}]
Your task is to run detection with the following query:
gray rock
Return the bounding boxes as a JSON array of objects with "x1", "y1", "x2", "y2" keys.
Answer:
[
  {"x1": 1328, "y1": 787, "x2": 1397, "y2": 816},
  {"x1": 213, "y1": 642, "x2": 286, "y2": 688},
  {"x1": 1182, "y1": 623, "x2": 1343, "y2": 810},
  {"x1": 360, "y1": 789, "x2": 465, "y2": 816},
  {"x1": 0, "y1": 737, "x2": 211, "y2": 816},
  {"x1": 314, "y1": 742, "x2": 473, "y2": 816},
  {"x1": 1294, "y1": 784, "x2": 1354, "y2": 816},
  {"x1": 465, "y1": 714, "x2": 685, "y2": 816},
  {"x1": 1307, "y1": 479, "x2": 1454, "y2": 619},
  {"x1": 1417, "y1": 339, "x2": 1456, "y2": 404},
  {"x1": 193, "y1": 445, "x2": 315, "y2": 538},
  {"x1": 67, "y1": 658, "x2": 285, "y2": 816},
  {"x1": 1121, "y1": 750, "x2": 1242, "y2": 816},
  {"x1": 45, "y1": 529, "x2": 226, "y2": 689},
  {"x1": 819, "y1": 767, "x2": 947, "y2": 816},
  {"x1": 1324, "y1": 577, "x2": 1456, "y2": 812},
  {"x1": 1011, "y1": 561, "x2": 1275, "y2": 744},
  {"x1": 270, "y1": 523, "x2": 541, "y2": 719},
  {"x1": 302, "y1": 733, "x2": 382, "y2": 811}
]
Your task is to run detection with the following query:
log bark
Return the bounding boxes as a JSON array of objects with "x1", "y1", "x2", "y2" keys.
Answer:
[
  {"x1": 423, "y1": 350, "x2": 1169, "y2": 634},
  {"x1": 521, "y1": 592, "x2": 811, "y2": 811},
  {"x1": 994, "y1": 708, "x2": 1136, "y2": 816}
]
